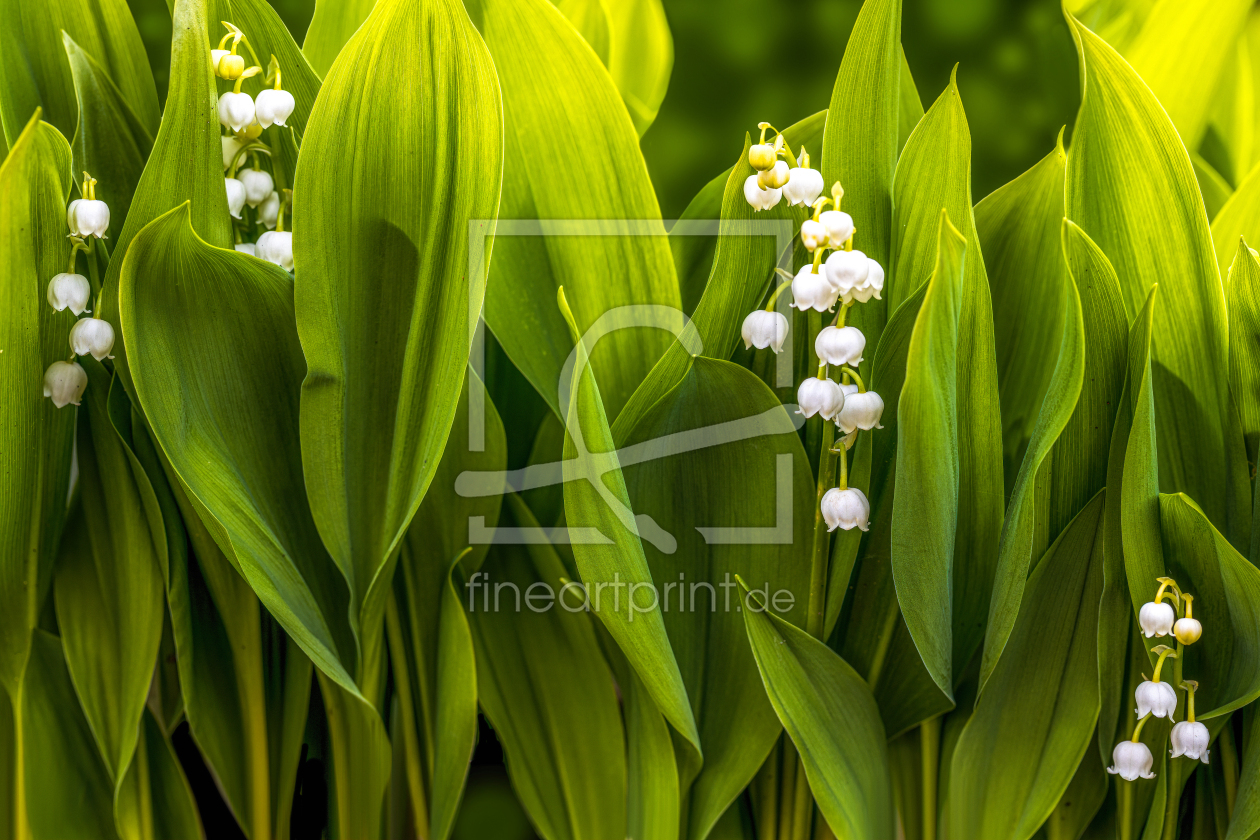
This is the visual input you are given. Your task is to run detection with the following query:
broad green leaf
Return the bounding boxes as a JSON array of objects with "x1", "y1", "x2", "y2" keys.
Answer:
[
  {"x1": 388, "y1": 373, "x2": 506, "y2": 840},
  {"x1": 114, "y1": 710, "x2": 204, "y2": 840},
  {"x1": 1212, "y1": 164, "x2": 1260, "y2": 272},
  {"x1": 1193, "y1": 153, "x2": 1233, "y2": 222},
  {"x1": 1204, "y1": 31, "x2": 1255, "y2": 188},
  {"x1": 0, "y1": 113, "x2": 74, "y2": 698},
  {"x1": 1066, "y1": 14, "x2": 1245, "y2": 544},
  {"x1": 740, "y1": 582, "x2": 894, "y2": 840},
  {"x1": 1226, "y1": 238, "x2": 1260, "y2": 464},
  {"x1": 1122, "y1": 0, "x2": 1250, "y2": 147},
  {"x1": 99, "y1": 0, "x2": 232, "y2": 366},
  {"x1": 1158, "y1": 493, "x2": 1260, "y2": 719},
  {"x1": 293, "y1": 0, "x2": 502, "y2": 702},
  {"x1": 478, "y1": 0, "x2": 680, "y2": 422},
  {"x1": 53, "y1": 360, "x2": 163, "y2": 795},
  {"x1": 1230, "y1": 709, "x2": 1260, "y2": 840},
  {"x1": 302, "y1": 0, "x2": 375, "y2": 78},
  {"x1": 1042, "y1": 732, "x2": 1108, "y2": 840},
  {"x1": 120, "y1": 203, "x2": 358, "y2": 692},
  {"x1": 949, "y1": 491, "x2": 1105, "y2": 840},
  {"x1": 559, "y1": 299, "x2": 700, "y2": 753},
  {"x1": 0, "y1": 0, "x2": 157, "y2": 148},
  {"x1": 619, "y1": 357, "x2": 812, "y2": 840},
  {"x1": 617, "y1": 652, "x2": 679, "y2": 840},
  {"x1": 668, "y1": 110, "x2": 826, "y2": 319},
  {"x1": 21, "y1": 631, "x2": 119, "y2": 840},
  {"x1": 974, "y1": 135, "x2": 1068, "y2": 491},
  {"x1": 821, "y1": 0, "x2": 902, "y2": 354},
  {"x1": 892, "y1": 209, "x2": 965, "y2": 704},
  {"x1": 980, "y1": 220, "x2": 1128, "y2": 690},
  {"x1": 318, "y1": 672, "x2": 392, "y2": 840},
  {"x1": 1118, "y1": 288, "x2": 1163, "y2": 616},
  {"x1": 63, "y1": 33, "x2": 153, "y2": 242},
  {"x1": 897, "y1": 48, "x2": 923, "y2": 155},
  {"x1": 555, "y1": 0, "x2": 673, "y2": 135},
  {"x1": 468, "y1": 523, "x2": 627, "y2": 840}
]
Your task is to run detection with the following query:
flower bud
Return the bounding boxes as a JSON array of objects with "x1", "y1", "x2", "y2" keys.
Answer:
[
  {"x1": 69, "y1": 317, "x2": 115, "y2": 361},
  {"x1": 222, "y1": 135, "x2": 245, "y2": 170},
  {"x1": 236, "y1": 122, "x2": 264, "y2": 141},
  {"x1": 819, "y1": 210, "x2": 854, "y2": 247},
  {"x1": 71, "y1": 200, "x2": 110, "y2": 238},
  {"x1": 758, "y1": 160, "x2": 790, "y2": 190},
  {"x1": 824, "y1": 249, "x2": 870, "y2": 295},
  {"x1": 790, "y1": 265, "x2": 838, "y2": 312},
  {"x1": 748, "y1": 143, "x2": 777, "y2": 171},
  {"x1": 1135, "y1": 680, "x2": 1178, "y2": 719},
  {"x1": 217, "y1": 91, "x2": 256, "y2": 133},
  {"x1": 821, "y1": 487, "x2": 870, "y2": 532},
  {"x1": 258, "y1": 191, "x2": 280, "y2": 229},
  {"x1": 800, "y1": 219, "x2": 827, "y2": 251},
  {"x1": 796, "y1": 376, "x2": 844, "y2": 420},
  {"x1": 1138, "y1": 601, "x2": 1175, "y2": 637},
  {"x1": 43, "y1": 360, "x2": 87, "y2": 408},
  {"x1": 257, "y1": 230, "x2": 293, "y2": 270},
  {"x1": 47, "y1": 273, "x2": 91, "y2": 315},
  {"x1": 783, "y1": 167, "x2": 824, "y2": 207},
  {"x1": 741, "y1": 310, "x2": 789, "y2": 353},
  {"x1": 814, "y1": 325, "x2": 865, "y2": 366},
  {"x1": 1169, "y1": 721, "x2": 1209, "y2": 763},
  {"x1": 255, "y1": 88, "x2": 296, "y2": 128},
  {"x1": 1173, "y1": 617, "x2": 1202, "y2": 645},
  {"x1": 217, "y1": 53, "x2": 245, "y2": 80},
  {"x1": 235, "y1": 242, "x2": 257, "y2": 256},
  {"x1": 240, "y1": 169, "x2": 274, "y2": 208},
  {"x1": 837, "y1": 391, "x2": 884, "y2": 435},
  {"x1": 744, "y1": 175, "x2": 781, "y2": 212},
  {"x1": 1107, "y1": 741, "x2": 1155, "y2": 781},
  {"x1": 225, "y1": 178, "x2": 246, "y2": 219}
]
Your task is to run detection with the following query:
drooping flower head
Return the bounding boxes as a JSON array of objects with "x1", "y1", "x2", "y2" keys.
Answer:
[
  {"x1": 1107, "y1": 740, "x2": 1155, "y2": 781},
  {"x1": 741, "y1": 310, "x2": 789, "y2": 353},
  {"x1": 815, "y1": 325, "x2": 865, "y2": 367},
  {"x1": 796, "y1": 376, "x2": 844, "y2": 421},
  {"x1": 43, "y1": 361, "x2": 87, "y2": 408},
  {"x1": 821, "y1": 487, "x2": 870, "y2": 532},
  {"x1": 47, "y1": 273, "x2": 91, "y2": 315}
]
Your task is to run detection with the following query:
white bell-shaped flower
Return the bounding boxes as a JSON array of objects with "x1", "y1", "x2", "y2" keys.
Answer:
[
  {"x1": 741, "y1": 310, "x2": 789, "y2": 353},
  {"x1": 211, "y1": 49, "x2": 229, "y2": 72},
  {"x1": 783, "y1": 167, "x2": 824, "y2": 207},
  {"x1": 862, "y1": 258, "x2": 885, "y2": 298},
  {"x1": 69, "y1": 317, "x2": 115, "y2": 361},
  {"x1": 825, "y1": 249, "x2": 870, "y2": 296},
  {"x1": 235, "y1": 242, "x2": 257, "y2": 256},
  {"x1": 758, "y1": 160, "x2": 790, "y2": 190},
  {"x1": 222, "y1": 135, "x2": 245, "y2": 170},
  {"x1": 258, "y1": 191, "x2": 280, "y2": 229},
  {"x1": 821, "y1": 486, "x2": 870, "y2": 532},
  {"x1": 1173, "y1": 617, "x2": 1202, "y2": 645},
  {"x1": 72, "y1": 200, "x2": 110, "y2": 238},
  {"x1": 257, "y1": 230, "x2": 293, "y2": 270},
  {"x1": 43, "y1": 360, "x2": 87, "y2": 408},
  {"x1": 744, "y1": 174, "x2": 782, "y2": 212},
  {"x1": 796, "y1": 377, "x2": 844, "y2": 420},
  {"x1": 819, "y1": 210, "x2": 854, "y2": 248},
  {"x1": 255, "y1": 88, "x2": 295, "y2": 128},
  {"x1": 1135, "y1": 680, "x2": 1178, "y2": 720},
  {"x1": 225, "y1": 178, "x2": 246, "y2": 219},
  {"x1": 218, "y1": 91, "x2": 256, "y2": 133},
  {"x1": 1138, "y1": 601, "x2": 1175, "y2": 637},
  {"x1": 47, "y1": 273, "x2": 91, "y2": 315},
  {"x1": 815, "y1": 325, "x2": 865, "y2": 366},
  {"x1": 240, "y1": 169, "x2": 274, "y2": 208},
  {"x1": 791, "y1": 265, "x2": 839, "y2": 312},
  {"x1": 1169, "y1": 721, "x2": 1210, "y2": 763},
  {"x1": 800, "y1": 219, "x2": 828, "y2": 252},
  {"x1": 1107, "y1": 741, "x2": 1155, "y2": 781},
  {"x1": 66, "y1": 199, "x2": 82, "y2": 234},
  {"x1": 837, "y1": 391, "x2": 884, "y2": 435}
]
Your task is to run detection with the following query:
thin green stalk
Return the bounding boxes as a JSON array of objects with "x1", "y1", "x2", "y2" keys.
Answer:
[
  {"x1": 791, "y1": 755, "x2": 813, "y2": 840},
  {"x1": 778, "y1": 740, "x2": 799, "y2": 840},
  {"x1": 1221, "y1": 718, "x2": 1238, "y2": 817},
  {"x1": 1160, "y1": 642, "x2": 1184, "y2": 840},
  {"x1": 806, "y1": 419, "x2": 836, "y2": 639},
  {"x1": 921, "y1": 715, "x2": 941, "y2": 840},
  {"x1": 754, "y1": 740, "x2": 781, "y2": 840},
  {"x1": 866, "y1": 597, "x2": 901, "y2": 690},
  {"x1": 1118, "y1": 779, "x2": 1133, "y2": 840}
]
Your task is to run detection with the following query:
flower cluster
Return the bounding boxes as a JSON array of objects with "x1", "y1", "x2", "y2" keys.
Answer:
[
  {"x1": 739, "y1": 123, "x2": 885, "y2": 534},
  {"x1": 1107, "y1": 577, "x2": 1209, "y2": 782},
  {"x1": 214, "y1": 23, "x2": 294, "y2": 269},
  {"x1": 42, "y1": 172, "x2": 115, "y2": 408}
]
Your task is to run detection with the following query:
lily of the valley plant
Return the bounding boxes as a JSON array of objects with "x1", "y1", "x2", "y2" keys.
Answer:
[{"x1": 4, "y1": 0, "x2": 1260, "y2": 839}]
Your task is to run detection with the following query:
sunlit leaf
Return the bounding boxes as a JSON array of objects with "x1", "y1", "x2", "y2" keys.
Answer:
[
  {"x1": 1226, "y1": 238, "x2": 1260, "y2": 464},
  {"x1": 302, "y1": 0, "x2": 376, "y2": 78}
]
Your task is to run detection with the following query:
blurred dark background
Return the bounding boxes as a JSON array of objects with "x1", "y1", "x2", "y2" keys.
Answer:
[{"x1": 126, "y1": 0, "x2": 1079, "y2": 215}]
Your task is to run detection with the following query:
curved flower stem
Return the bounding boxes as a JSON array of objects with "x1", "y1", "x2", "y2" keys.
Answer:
[
  {"x1": 764, "y1": 279, "x2": 792, "y2": 312},
  {"x1": 842, "y1": 366, "x2": 866, "y2": 393}
]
